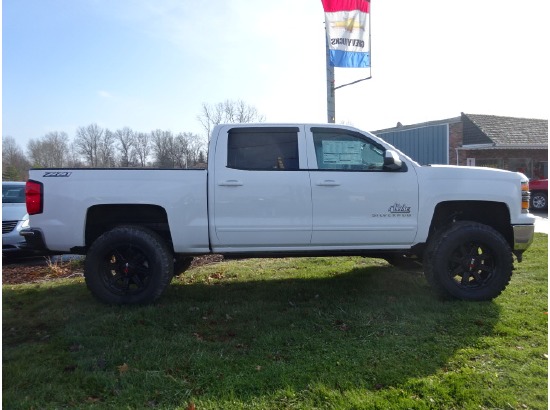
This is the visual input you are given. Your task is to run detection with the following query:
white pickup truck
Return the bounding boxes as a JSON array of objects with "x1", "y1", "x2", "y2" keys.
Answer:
[{"x1": 23, "y1": 123, "x2": 536, "y2": 304}]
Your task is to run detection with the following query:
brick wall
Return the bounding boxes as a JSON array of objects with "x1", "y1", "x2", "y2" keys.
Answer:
[
  {"x1": 448, "y1": 121, "x2": 464, "y2": 165},
  {"x1": 459, "y1": 148, "x2": 548, "y2": 178}
]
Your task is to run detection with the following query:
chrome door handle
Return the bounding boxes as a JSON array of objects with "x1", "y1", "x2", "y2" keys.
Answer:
[
  {"x1": 316, "y1": 180, "x2": 340, "y2": 186},
  {"x1": 218, "y1": 180, "x2": 243, "y2": 186}
]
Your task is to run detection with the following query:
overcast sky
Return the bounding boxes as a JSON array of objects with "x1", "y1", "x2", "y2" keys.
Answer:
[{"x1": 2, "y1": 0, "x2": 548, "y2": 149}]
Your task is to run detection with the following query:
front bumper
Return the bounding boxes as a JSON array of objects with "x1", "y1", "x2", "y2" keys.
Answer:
[{"x1": 513, "y1": 224, "x2": 535, "y2": 251}]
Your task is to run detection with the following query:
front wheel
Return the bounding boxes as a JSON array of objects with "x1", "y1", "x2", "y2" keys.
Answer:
[
  {"x1": 424, "y1": 221, "x2": 513, "y2": 301},
  {"x1": 84, "y1": 226, "x2": 174, "y2": 304}
]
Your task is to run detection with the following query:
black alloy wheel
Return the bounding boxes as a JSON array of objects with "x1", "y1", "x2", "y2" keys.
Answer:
[
  {"x1": 101, "y1": 244, "x2": 152, "y2": 296},
  {"x1": 446, "y1": 241, "x2": 496, "y2": 291}
]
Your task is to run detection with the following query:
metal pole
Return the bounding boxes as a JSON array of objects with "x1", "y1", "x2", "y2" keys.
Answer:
[{"x1": 325, "y1": 31, "x2": 335, "y2": 123}]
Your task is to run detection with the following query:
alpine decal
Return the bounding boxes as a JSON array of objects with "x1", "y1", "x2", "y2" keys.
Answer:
[{"x1": 372, "y1": 203, "x2": 412, "y2": 218}]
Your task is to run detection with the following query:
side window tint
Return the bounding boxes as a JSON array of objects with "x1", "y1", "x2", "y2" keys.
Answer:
[
  {"x1": 313, "y1": 131, "x2": 385, "y2": 171},
  {"x1": 228, "y1": 128, "x2": 299, "y2": 170}
]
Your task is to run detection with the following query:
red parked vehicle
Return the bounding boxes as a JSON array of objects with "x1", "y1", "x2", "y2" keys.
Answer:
[{"x1": 529, "y1": 179, "x2": 548, "y2": 210}]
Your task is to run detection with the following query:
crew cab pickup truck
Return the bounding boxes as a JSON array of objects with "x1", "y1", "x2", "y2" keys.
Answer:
[{"x1": 23, "y1": 124, "x2": 536, "y2": 304}]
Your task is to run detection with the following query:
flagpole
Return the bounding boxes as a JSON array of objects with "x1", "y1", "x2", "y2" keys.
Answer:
[{"x1": 325, "y1": 29, "x2": 335, "y2": 123}]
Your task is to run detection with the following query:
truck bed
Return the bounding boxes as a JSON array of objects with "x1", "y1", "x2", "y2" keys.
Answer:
[{"x1": 27, "y1": 168, "x2": 210, "y2": 253}]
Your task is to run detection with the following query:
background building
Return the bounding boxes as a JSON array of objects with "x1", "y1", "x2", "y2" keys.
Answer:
[{"x1": 373, "y1": 113, "x2": 548, "y2": 179}]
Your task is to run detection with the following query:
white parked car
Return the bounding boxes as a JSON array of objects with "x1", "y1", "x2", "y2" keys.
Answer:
[{"x1": 2, "y1": 181, "x2": 30, "y2": 256}]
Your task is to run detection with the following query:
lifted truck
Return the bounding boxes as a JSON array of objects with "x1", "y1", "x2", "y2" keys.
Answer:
[{"x1": 23, "y1": 123, "x2": 536, "y2": 304}]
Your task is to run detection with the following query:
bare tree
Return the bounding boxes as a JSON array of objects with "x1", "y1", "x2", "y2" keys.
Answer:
[
  {"x1": 98, "y1": 129, "x2": 116, "y2": 167},
  {"x1": 27, "y1": 131, "x2": 69, "y2": 168},
  {"x1": 66, "y1": 141, "x2": 85, "y2": 168},
  {"x1": 197, "y1": 99, "x2": 265, "y2": 139},
  {"x1": 185, "y1": 133, "x2": 206, "y2": 167},
  {"x1": 197, "y1": 103, "x2": 223, "y2": 138},
  {"x1": 2, "y1": 136, "x2": 30, "y2": 180},
  {"x1": 197, "y1": 150, "x2": 206, "y2": 166},
  {"x1": 151, "y1": 129, "x2": 176, "y2": 168},
  {"x1": 75, "y1": 123, "x2": 104, "y2": 167},
  {"x1": 3, "y1": 123, "x2": 208, "y2": 173},
  {"x1": 173, "y1": 133, "x2": 190, "y2": 168},
  {"x1": 135, "y1": 132, "x2": 151, "y2": 167},
  {"x1": 114, "y1": 127, "x2": 136, "y2": 167},
  {"x1": 27, "y1": 139, "x2": 42, "y2": 166},
  {"x1": 232, "y1": 99, "x2": 266, "y2": 123}
]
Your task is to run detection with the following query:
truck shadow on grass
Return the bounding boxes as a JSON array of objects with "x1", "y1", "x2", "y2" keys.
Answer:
[{"x1": 2, "y1": 263, "x2": 501, "y2": 408}]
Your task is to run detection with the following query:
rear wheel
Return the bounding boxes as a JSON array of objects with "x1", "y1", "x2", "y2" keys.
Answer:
[
  {"x1": 424, "y1": 221, "x2": 513, "y2": 301},
  {"x1": 85, "y1": 226, "x2": 173, "y2": 304}
]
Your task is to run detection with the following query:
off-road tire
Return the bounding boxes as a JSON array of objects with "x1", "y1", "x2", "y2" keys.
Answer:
[
  {"x1": 85, "y1": 225, "x2": 174, "y2": 304},
  {"x1": 424, "y1": 221, "x2": 513, "y2": 301}
]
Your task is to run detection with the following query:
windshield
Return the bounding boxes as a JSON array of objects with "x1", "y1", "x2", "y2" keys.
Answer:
[{"x1": 2, "y1": 184, "x2": 26, "y2": 204}]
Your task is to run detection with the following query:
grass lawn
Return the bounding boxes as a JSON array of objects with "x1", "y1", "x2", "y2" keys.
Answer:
[{"x1": 3, "y1": 234, "x2": 547, "y2": 409}]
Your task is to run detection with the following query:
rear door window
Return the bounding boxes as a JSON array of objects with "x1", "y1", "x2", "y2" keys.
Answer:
[{"x1": 227, "y1": 128, "x2": 299, "y2": 171}]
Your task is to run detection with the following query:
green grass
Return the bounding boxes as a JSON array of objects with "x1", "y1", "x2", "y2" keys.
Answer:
[{"x1": 3, "y1": 234, "x2": 547, "y2": 409}]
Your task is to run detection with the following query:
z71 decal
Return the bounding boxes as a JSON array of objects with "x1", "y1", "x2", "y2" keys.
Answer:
[{"x1": 43, "y1": 172, "x2": 72, "y2": 177}]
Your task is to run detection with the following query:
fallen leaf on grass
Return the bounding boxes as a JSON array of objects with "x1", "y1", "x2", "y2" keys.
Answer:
[{"x1": 117, "y1": 363, "x2": 129, "y2": 374}]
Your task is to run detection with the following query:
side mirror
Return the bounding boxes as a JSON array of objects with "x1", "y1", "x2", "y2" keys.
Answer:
[{"x1": 383, "y1": 150, "x2": 403, "y2": 171}]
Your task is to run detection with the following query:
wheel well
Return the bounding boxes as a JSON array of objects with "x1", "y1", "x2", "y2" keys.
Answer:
[
  {"x1": 428, "y1": 201, "x2": 513, "y2": 247},
  {"x1": 85, "y1": 204, "x2": 173, "y2": 251}
]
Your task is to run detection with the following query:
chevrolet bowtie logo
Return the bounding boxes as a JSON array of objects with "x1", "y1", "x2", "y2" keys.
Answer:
[{"x1": 331, "y1": 17, "x2": 365, "y2": 32}]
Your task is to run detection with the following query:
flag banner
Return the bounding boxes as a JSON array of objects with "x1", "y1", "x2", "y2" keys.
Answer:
[{"x1": 321, "y1": 0, "x2": 370, "y2": 68}]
